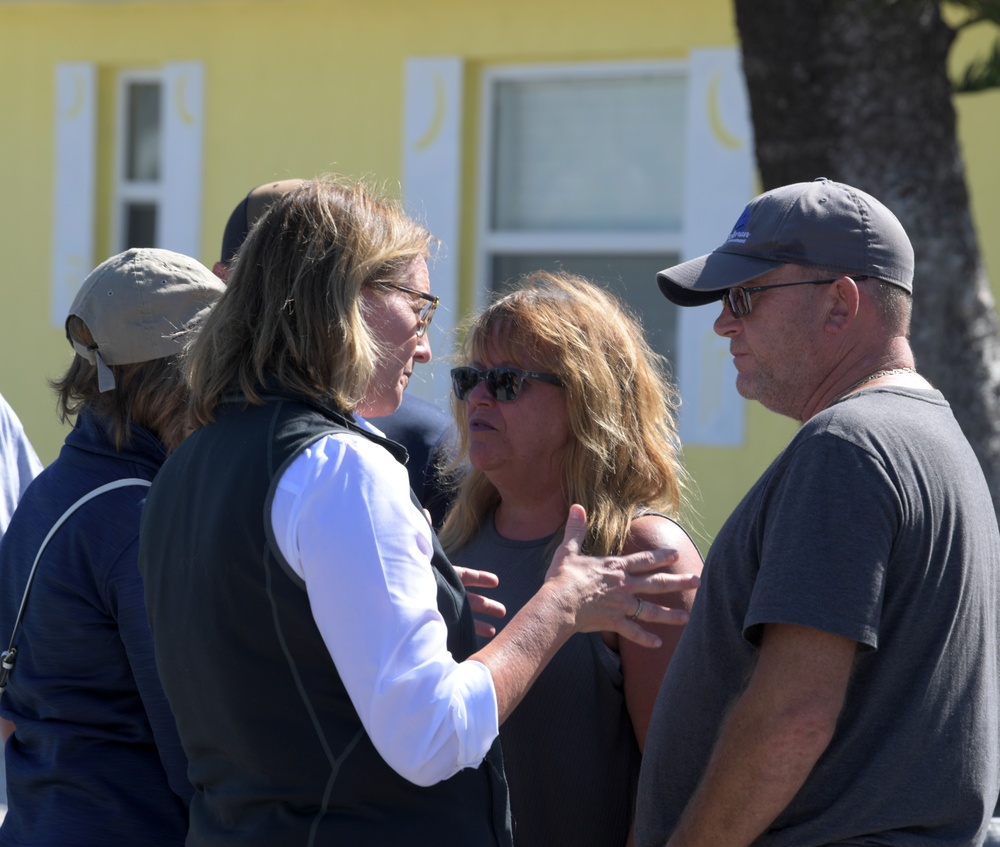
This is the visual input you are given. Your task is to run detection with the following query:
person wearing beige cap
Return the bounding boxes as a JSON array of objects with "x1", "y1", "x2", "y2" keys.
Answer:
[
  {"x1": 0, "y1": 248, "x2": 224, "y2": 846},
  {"x1": 635, "y1": 179, "x2": 1000, "y2": 846}
]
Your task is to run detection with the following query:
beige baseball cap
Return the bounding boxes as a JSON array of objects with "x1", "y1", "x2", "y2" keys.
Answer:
[{"x1": 67, "y1": 247, "x2": 226, "y2": 392}]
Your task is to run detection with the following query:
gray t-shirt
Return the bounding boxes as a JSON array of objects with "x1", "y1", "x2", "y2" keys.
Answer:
[{"x1": 636, "y1": 387, "x2": 1000, "y2": 847}]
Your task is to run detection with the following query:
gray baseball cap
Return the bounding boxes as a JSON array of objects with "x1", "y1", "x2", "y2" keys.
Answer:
[
  {"x1": 67, "y1": 247, "x2": 226, "y2": 392},
  {"x1": 657, "y1": 177, "x2": 914, "y2": 307}
]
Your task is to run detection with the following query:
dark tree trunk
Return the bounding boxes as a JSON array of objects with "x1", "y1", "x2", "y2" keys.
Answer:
[{"x1": 734, "y1": 0, "x2": 1000, "y2": 514}]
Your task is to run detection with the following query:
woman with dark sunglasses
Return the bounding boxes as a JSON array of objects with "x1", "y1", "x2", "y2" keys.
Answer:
[
  {"x1": 440, "y1": 270, "x2": 704, "y2": 847},
  {"x1": 136, "y1": 178, "x2": 698, "y2": 847}
]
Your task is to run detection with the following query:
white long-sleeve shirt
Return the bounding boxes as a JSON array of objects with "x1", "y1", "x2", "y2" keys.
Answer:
[{"x1": 269, "y1": 419, "x2": 499, "y2": 787}]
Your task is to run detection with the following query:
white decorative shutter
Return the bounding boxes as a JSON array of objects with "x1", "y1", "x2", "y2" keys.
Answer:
[
  {"x1": 51, "y1": 62, "x2": 96, "y2": 328},
  {"x1": 676, "y1": 47, "x2": 756, "y2": 446},
  {"x1": 403, "y1": 56, "x2": 463, "y2": 406},
  {"x1": 159, "y1": 62, "x2": 204, "y2": 258}
]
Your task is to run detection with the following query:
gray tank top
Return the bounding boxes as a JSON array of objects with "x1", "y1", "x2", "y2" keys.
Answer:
[{"x1": 451, "y1": 514, "x2": 640, "y2": 847}]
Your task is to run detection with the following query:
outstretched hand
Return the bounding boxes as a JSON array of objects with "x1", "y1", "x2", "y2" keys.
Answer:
[{"x1": 545, "y1": 504, "x2": 699, "y2": 648}]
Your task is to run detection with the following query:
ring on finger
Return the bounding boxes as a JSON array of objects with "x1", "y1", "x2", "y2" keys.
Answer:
[{"x1": 630, "y1": 597, "x2": 644, "y2": 621}]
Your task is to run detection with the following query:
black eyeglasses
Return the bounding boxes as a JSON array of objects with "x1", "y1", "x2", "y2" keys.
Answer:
[
  {"x1": 450, "y1": 366, "x2": 564, "y2": 403},
  {"x1": 384, "y1": 282, "x2": 439, "y2": 337},
  {"x1": 722, "y1": 276, "x2": 869, "y2": 318}
]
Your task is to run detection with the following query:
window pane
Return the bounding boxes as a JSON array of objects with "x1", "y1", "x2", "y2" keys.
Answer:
[
  {"x1": 126, "y1": 82, "x2": 161, "y2": 181},
  {"x1": 125, "y1": 202, "x2": 157, "y2": 248},
  {"x1": 492, "y1": 74, "x2": 685, "y2": 232},
  {"x1": 490, "y1": 253, "x2": 681, "y2": 367}
]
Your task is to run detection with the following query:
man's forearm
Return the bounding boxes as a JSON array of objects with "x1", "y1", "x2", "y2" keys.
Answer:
[
  {"x1": 665, "y1": 683, "x2": 836, "y2": 846},
  {"x1": 664, "y1": 624, "x2": 855, "y2": 847}
]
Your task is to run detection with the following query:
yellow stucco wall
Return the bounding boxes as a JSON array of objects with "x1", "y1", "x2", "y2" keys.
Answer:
[{"x1": 0, "y1": 0, "x2": 996, "y2": 549}]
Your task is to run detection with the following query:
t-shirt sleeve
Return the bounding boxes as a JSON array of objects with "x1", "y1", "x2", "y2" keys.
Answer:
[
  {"x1": 269, "y1": 432, "x2": 499, "y2": 787},
  {"x1": 744, "y1": 432, "x2": 899, "y2": 650}
]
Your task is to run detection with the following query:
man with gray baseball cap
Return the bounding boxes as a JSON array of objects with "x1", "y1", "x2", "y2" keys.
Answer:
[{"x1": 635, "y1": 178, "x2": 1000, "y2": 846}]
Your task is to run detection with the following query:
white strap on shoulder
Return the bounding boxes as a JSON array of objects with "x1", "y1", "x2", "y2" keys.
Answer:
[{"x1": 0, "y1": 478, "x2": 152, "y2": 696}]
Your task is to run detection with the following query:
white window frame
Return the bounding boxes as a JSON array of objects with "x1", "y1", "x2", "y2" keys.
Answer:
[
  {"x1": 114, "y1": 69, "x2": 165, "y2": 252},
  {"x1": 475, "y1": 59, "x2": 688, "y2": 311}
]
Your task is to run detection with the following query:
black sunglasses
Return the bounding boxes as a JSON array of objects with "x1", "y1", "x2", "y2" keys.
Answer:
[
  {"x1": 450, "y1": 366, "x2": 564, "y2": 403},
  {"x1": 722, "y1": 276, "x2": 870, "y2": 318}
]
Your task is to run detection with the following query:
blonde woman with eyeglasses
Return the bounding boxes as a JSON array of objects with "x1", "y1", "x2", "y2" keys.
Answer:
[{"x1": 137, "y1": 178, "x2": 699, "y2": 847}]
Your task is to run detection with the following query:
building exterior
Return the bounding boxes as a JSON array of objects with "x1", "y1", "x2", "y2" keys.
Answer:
[{"x1": 0, "y1": 0, "x2": 997, "y2": 543}]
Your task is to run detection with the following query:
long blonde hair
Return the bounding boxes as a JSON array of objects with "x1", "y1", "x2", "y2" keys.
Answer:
[
  {"x1": 187, "y1": 176, "x2": 432, "y2": 424},
  {"x1": 439, "y1": 271, "x2": 687, "y2": 557}
]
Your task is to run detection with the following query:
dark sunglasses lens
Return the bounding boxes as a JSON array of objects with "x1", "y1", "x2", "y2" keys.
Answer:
[
  {"x1": 726, "y1": 290, "x2": 745, "y2": 318},
  {"x1": 486, "y1": 368, "x2": 521, "y2": 402},
  {"x1": 451, "y1": 368, "x2": 480, "y2": 400}
]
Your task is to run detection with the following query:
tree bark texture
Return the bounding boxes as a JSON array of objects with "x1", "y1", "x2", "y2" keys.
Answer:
[{"x1": 734, "y1": 0, "x2": 1000, "y2": 513}]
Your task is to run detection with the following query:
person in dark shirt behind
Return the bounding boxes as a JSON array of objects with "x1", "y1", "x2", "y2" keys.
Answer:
[{"x1": 0, "y1": 248, "x2": 224, "y2": 846}]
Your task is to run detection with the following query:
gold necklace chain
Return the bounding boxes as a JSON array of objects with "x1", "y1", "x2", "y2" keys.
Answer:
[{"x1": 837, "y1": 367, "x2": 917, "y2": 402}]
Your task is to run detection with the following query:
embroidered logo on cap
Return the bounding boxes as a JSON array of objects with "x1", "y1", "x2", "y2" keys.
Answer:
[{"x1": 726, "y1": 206, "x2": 752, "y2": 245}]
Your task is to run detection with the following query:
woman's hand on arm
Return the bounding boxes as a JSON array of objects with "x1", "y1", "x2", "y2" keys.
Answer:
[
  {"x1": 617, "y1": 515, "x2": 703, "y2": 750},
  {"x1": 470, "y1": 504, "x2": 700, "y2": 724},
  {"x1": 544, "y1": 506, "x2": 698, "y2": 644}
]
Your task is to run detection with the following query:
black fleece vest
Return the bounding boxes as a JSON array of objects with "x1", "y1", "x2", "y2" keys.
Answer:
[{"x1": 139, "y1": 392, "x2": 511, "y2": 847}]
